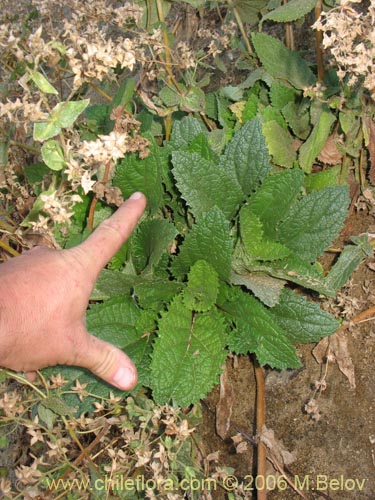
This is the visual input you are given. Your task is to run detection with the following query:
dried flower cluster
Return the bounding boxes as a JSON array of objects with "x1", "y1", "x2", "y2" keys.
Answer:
[
  {"x1": 314, "y1": 0, "x2": 375, "y2": 95},
  {"x1": 0, "y1": 380, "x2": 228, "y2": 500}
]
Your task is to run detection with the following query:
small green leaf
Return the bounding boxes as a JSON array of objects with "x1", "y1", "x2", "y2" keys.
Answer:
[
  {"x1": 278, "y1": 186, "x2": 349, "y2": 261},
  {"x1": 270, "y1": 289, "x2": 339, "y2": 343},
  {"x1": 269, "y1": 82, "x2": 297, "y2": 109},
  {"x1": 151, "y1": 296, "x2": 227, "y2": 406},
  {"x1": 252, "y1": 32, "x2": 316, "y2": 89},
  {"x1": 304, "y1": 165, "x2": 342, "y2": 192},
  {"x1": 181, "y1": 86, "x2": 205, "y2": 112},
  {"x1": 282, "y1": 100, "x2": 311, "y2": 140},
  {"x1": 184, "y1": 260, "x2": 219, "y2": 312},
  {"x1": 172, "y1": 207, "x2": 233, "y2": 281},
  {"x1": 29, "y1": 70, "x2": 58, "y2": 95},
  {"x1": 34, "y1": 99, "x2": 89, "y2": 141},
  {"x1": 41, "y1": 140, "x2": 65, "y2": 171}
]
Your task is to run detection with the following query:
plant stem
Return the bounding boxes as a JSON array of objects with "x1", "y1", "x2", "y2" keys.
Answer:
[
  {"x1": 0, "y1": 240, "x2": 19, "y2": 257},
  {"x1": 283, "y1": 1, "x2": 295, "y2": 50},
  {"x1": 315, "y1": 0, "x2": 324, "y2": 82},
  {"x1": 232, "y1": 4, "x2": 253, "y2": 55},
  {"x1": 9, "y1": 140, "x2": 39, "y2": 153},
  {"x1": 88, "y1": 81, "x2": 113, "y2": 102},
  {"x1": 254, "y1": 359, "x2": 267, "y2": 500}
]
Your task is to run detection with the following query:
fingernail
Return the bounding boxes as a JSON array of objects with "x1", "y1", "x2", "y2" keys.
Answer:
[
  {"x1": 129, "y1": 192, "x2": 143, "y2": 200},
  {"x1": 112, "y1": 365, "x2": 137, "y2": 390}
]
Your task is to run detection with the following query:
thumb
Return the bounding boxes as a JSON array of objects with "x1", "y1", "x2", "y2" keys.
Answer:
[{"x1": 79, "y1": 334, "x2": 138, "y2": 391}]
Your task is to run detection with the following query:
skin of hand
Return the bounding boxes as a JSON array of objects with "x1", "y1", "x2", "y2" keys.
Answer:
[{"x1": 0, "y1": 192, "x2": 146, "y2": 391}]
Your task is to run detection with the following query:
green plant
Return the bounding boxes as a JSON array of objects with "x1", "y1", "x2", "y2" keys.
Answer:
[{"x1": 46, "y1": 115, "x2": 371, "y2": 412}]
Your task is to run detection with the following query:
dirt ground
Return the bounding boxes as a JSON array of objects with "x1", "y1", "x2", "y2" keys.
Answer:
[{"x1": 200, "y1": 211, "x2": 375, "y2": 500}]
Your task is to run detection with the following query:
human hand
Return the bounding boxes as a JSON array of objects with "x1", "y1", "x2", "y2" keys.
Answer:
[{"x1": 0, "y1": 192, "x2": 146, "y2": 390}]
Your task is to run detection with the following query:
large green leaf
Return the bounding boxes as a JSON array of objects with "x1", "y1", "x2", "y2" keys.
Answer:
[
  {"x1": 278, "y1": 186, "x2": 349, "y2": 261},
  {"x1": 233, "y1": 0, "x2": 267, "y2": 26},
  {"x1": 230, "y1": 270, "x2": 286, "y2": 307},
  {"x1": 151, "y1": 297, "x2": 227, "y2": 406},
  {"x1": 172, "y1": 207, "x2": 233, "y2": 281},
  {"x1": 131, "y1": 218, "x2": 177, "y2": 273},
  {"x1": 222, "y1": 288, "x2": 301, "y2": 369},
  {"x1": 270, "y1": 289, "x2": 339, "y2": 343},
  {"x1": 247, "y1": 169, "x2": 304, "y2": 240},
  {"x1": 219, "y1": 118, "x2": 271, "y2": 197},
  {"x1": 261, "y1": 0, "x2": 316, "y2": 27},
  {"x1": 172, "y1": 151, "x2": 243, "y2": 220},
  {"x1": 252, "y1": 33, "x2": 316, "y2": 89},
  {"x1": 113, "y1": 142, "x2": 167, "y2": 214}
]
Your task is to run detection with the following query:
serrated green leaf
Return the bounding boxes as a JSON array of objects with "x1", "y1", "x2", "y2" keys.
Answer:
[
  {"x1": 242, "y1": 93, "x2": 259, "y2": 122},
  {"x1": 131, "y1": 218, "x2": 177, "y2": 273},
  {"x1": 172, "y1": 151, "x2": 243, "y2": 220},
  {"x1": 261, "y1": 0, "x2": 316, "y2": 26},
  {"x1": 170, "y1": 116, "x2": 205, "y2": 149},
  {"x1": 247, "y1": 169, "x2": 304, "y2": 240},
  {"x1": 240, "y1": 208, "x2": 290, "y2": 260},
  {"x1": 172, "y1": 207, "x2": 233, "y2": 281},
  {"x1": 252, "y1": 32, "x2": 316, "y2": 89},
  {"x1": 262, "y1": 120, "x2": 296, "y2": 167},
  {"x1": 184, "y1": 260, "x2": 219, "y2": 312},
  {"x1": 230, "y1": 271, "x2": 286, "y2": 307},
  {"x1": 34, "y1": 100, "x2": 89, "y2": 141},
  {"x1": 41, "y1": 140, "x2": 65, "y2": 171},
  {"x1": 299, "y1": 108, "x2": 336, "y2": 173},
  {"x1": 278, "y1": 186, "x2": 349, "y2": 261},
  {"x1": 37, "y1": 405, "x2": 55, "y2": 430},
  {"x1": 325, "y1": 234, "x2": 373, "y2": 291},
  {"x1": 271, "y1": 289, "x2": 339, "y2": 343},
  {"x1": 29, "y1": 70, "x2": 58, "y2": 94},
  {"x1": 220, "y1": 118, "x2": 271, "y2": 197},
  {"x1": 269, "y1": 82, "x2": 297, "y2": 109},
  {"x1": 223, "y1": 289, "x2": 300, "y2": 369},
  {"x1": 113, "y1": 141, "x2": 167, "y2": 214},
  {"x1": 151, "y1": 296, "x2": 227, "y2": 405}
]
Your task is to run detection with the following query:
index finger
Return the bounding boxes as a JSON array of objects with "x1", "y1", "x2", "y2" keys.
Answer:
[{"x1": 75, "y1": 192, "x2": 146, "y2": 276}]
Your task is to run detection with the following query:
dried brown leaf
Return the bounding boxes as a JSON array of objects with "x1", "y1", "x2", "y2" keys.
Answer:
[
  {"x1": 259, "y1": 426, "x2": 296, "y2": 468},
  {"x1": 317, "y1": 133, "x2": 343, "y2": 165},
  {"x1": 364, "y1": 116, "x2": 375, "y2": 185},
  {"x1": 313, "y1": 330, "x2": 356, "y2": 389}
]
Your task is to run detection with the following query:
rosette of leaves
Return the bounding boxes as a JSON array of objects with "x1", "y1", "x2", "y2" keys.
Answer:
[{"x1": 48, "y1": 116, "x2": 372, "y2": 413}]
